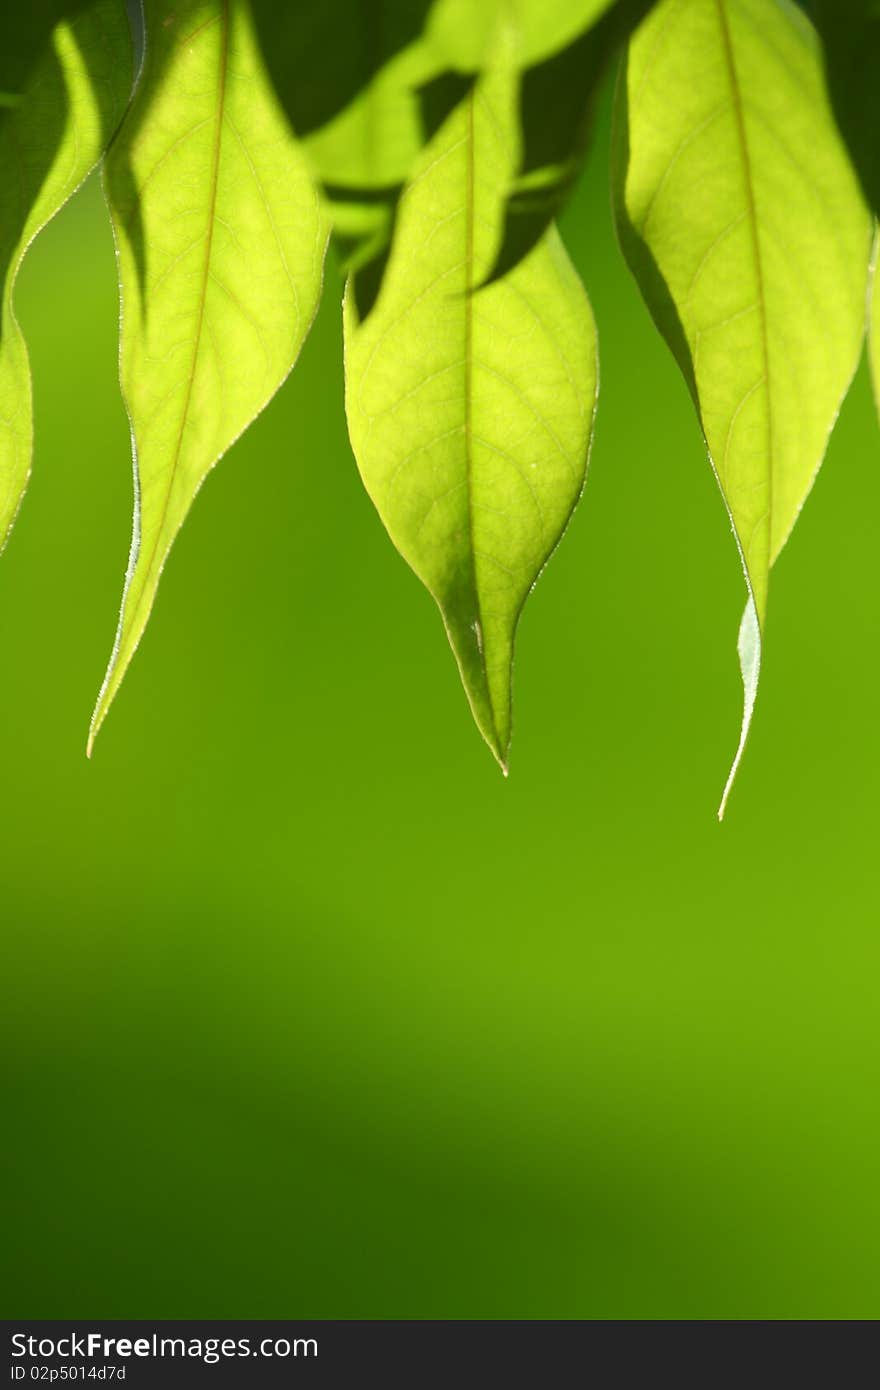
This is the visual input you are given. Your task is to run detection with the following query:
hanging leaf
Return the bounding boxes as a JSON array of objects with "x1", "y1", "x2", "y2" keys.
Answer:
[
  {"x1": 344, "y1": 25, "x2": 597, "y2": 770},
  {"x1": 613, "y1": 0, "x2": 871, "y2": 814},
  {"x1": 89, "y1": 0, "x2": 329, "y2": 750},
  {"x1": 0, "y1": 0, "x2": 132, "y2": 554}
]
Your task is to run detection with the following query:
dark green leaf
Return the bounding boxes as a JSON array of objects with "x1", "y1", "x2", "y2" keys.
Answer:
[
  {"x1": 0, "y1": 0, "x2": 132, "y2": 553},
  {"x1": 806, "y1": 1, "x2": 880, "y2": 215}
]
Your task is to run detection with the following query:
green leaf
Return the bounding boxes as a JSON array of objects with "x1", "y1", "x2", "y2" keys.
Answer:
[
  {"x1": 613, "y1": 0, "x2": 871, "y2": 814},
  {"x1": 343, "y1": 28, "x2": 597, "y2": 770},
  {"x1": 0, "y1": 0, "x2": 132, "y2": 553},
  {"x1": 89, "y1": 0, "x2": 328, "y2": 750}
]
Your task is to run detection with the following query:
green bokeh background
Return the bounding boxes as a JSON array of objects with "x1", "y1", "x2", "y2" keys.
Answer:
[{"x1": 2, "y1": 88, "x2": 878, "y2": 1319}]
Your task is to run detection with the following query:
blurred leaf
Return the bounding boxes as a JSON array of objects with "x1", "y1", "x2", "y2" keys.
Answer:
[
  {"x1": 251, "y1": 2, "x2": 631, "y2": 307},
  {"x1": 0, "y1": 2, "x2": 91, "y2": 99},
  {"x1": 250, "y1": 1, "x2": 436, "y2": 188},
  {"x1": 613, "y1": 0, "x2": 870, "y2": 814},
  {"x1": 90, "y1": 0, "x2": 328, "y2": 749},
  {"x1": 809, "y1": 1, "x2": 880, "y2": 440},
  {"x1": 0, "y1": 0, "x2": 131, "y2": 552},
  {"x1": 426, "y1": 0, "x2": 617, "y2": 69},
  {"x1": 488, "y1": 0, "x2": 655, "y2": 284},
  {"x1": 805, "y1": 1, "x2": 880, "y2": 216},
  {"x1": 344, "y1": 27, "x2": 597, "y2": 770},
  {"x1": 250, "y1": 3, "x2": 465, "y2": 298}
]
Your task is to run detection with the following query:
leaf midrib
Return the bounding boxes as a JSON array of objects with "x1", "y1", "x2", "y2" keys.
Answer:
[
  {"x1": 135, "y1": 0, "x2": 231, "y2": 624},
  {"x1": 462, "y1": 86, "x2": 505, "y2": 761},
  {"x1": 714, "y1": 0, "x2": 772, "y2": 605}
]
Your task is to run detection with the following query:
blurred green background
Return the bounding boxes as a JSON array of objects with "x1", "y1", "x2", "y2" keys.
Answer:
[{"x1": 2, "y1": 86, "x2": 878, "y2": 1320}]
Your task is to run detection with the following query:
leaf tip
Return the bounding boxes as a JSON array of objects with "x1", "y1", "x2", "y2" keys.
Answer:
[
  {"x1": 87, "y1": 691, "x2": 111, "y2": 760},
  {"x1": 486, "y1": 727, "x2": 510, "y2": 778},
  {"x1": 716, "y1": 597, "x2": 762, "y2": 820}
]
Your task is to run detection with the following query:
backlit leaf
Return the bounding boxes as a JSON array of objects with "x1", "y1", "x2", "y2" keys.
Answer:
[
  {"x1": 89, "y1": 0, "x2": 328, "y2": 749},
  {"x1": 613, "y1": 0, "x2": 871, "y2": 814},
  {"x1": 344, "y1": 26, "x2": 597, "y2": 770},
  {"x1": 0, "y1": 0, "x2": 131, "y2": 553}
]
